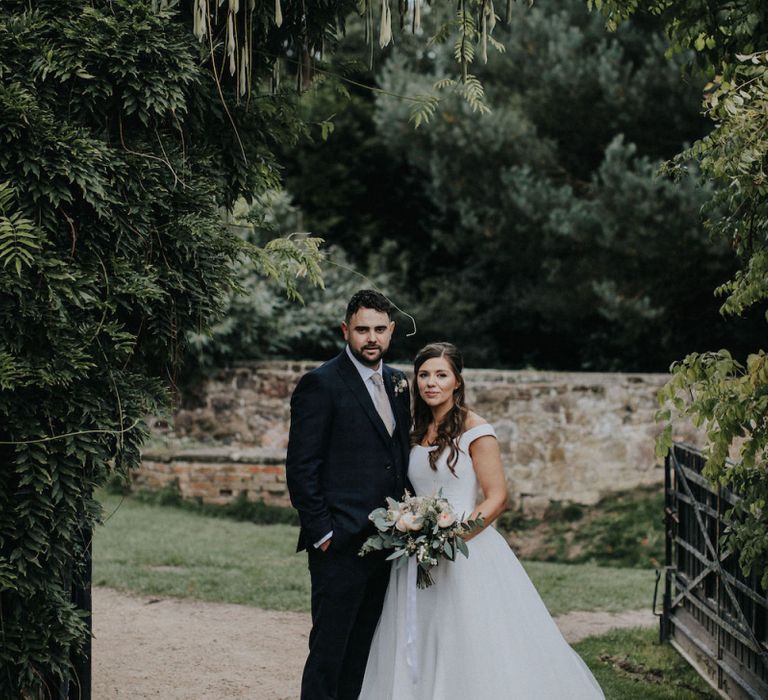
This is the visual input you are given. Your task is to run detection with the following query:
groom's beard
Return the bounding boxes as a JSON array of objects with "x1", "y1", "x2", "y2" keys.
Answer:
[{"x1": 351, "y1": 344, "x2": 386, "y2": 367}]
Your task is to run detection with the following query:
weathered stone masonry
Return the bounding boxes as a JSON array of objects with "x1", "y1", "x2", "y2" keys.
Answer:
[{"x1": 138, "y1": 361, "x2": 700, "y2": 514}]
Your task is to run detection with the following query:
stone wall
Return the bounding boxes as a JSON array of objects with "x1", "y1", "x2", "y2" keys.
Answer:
[{"x1": 141, "y1": 361, "x2": 700, "y2": 513}]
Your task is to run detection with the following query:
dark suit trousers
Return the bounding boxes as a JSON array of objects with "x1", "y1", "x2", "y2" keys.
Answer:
[{"x1": 302, "y1": 546, "x2": 390, "y2": 700}]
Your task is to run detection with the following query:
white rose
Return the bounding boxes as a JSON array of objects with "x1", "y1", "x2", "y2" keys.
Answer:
[
  {"x1": 437, "y1": 511, "x2": 456, "y2": 528},
  {"x1": 398, "y1": 512, "x2": 423, "y2": 532}
]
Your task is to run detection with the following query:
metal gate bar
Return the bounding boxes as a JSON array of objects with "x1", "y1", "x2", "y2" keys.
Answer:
[{"x1": 662, "y1": 444, "x2": 768, "y2": 700}]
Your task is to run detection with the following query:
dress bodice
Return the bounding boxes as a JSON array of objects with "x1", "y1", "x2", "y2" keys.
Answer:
[{"x1": 407, "y1": 423, "x2": 497, "y2": 516}]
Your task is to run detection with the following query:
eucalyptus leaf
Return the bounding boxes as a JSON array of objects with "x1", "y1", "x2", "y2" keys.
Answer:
[{"x1": 386, "y1": 549, "x2": 409, "y2": 561}]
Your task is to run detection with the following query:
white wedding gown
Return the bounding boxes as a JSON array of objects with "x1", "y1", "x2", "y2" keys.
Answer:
[{"x1": 360, "y1": 423, "x2": 605, "y2": 699}]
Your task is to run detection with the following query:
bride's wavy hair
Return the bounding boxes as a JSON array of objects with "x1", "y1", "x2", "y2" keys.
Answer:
[{"x1": 411, "y1": 342, "x2": 468, "y2": 476}]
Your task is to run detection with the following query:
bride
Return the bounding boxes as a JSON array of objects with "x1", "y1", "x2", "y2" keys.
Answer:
[{"x1": 359, "y1": 342, "x2": 604, "y2": 699}]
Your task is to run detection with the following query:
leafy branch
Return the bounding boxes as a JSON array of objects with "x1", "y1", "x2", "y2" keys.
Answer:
[
  {"x1": 656, "y1": 350, "x2": 768, "y2": 586},
  {"x1": 640, "y1": 3, "x2": 768, "y2": 586},
  {"x1": 0, "y1": 182, "x2": 42, "y2": 276}
]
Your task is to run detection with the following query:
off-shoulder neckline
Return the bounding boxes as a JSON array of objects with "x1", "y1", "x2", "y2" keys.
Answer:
[
  {"x1": 462, "y1": 421, "x2": 492, "y2": 435},
  {"x1": 415, "y1": 422, "x2": 495, "y2": 450}
]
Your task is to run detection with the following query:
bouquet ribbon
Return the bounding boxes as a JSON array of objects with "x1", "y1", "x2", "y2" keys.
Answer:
[{"x1": 406, "y1": 556, "x2": 419, "y2": 685}]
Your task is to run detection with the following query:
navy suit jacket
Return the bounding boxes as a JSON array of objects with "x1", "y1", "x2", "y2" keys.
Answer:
[{"x1": 286, "y1": 350, "x2": 412, "y2": 554}]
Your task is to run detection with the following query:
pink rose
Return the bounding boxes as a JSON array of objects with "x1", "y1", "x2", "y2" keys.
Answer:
[{"x1": 437, "y1": 511, "x2": 456, "y2": 528}]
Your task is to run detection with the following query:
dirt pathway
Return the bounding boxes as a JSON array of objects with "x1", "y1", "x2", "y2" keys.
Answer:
[{"x1": 93, "y1": 587, "x2": 655, "y2": 699}]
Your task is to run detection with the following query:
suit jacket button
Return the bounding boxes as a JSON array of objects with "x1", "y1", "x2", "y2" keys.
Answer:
[{"x1": 385, "y1": 464, "x2": 392, "y2": 470}]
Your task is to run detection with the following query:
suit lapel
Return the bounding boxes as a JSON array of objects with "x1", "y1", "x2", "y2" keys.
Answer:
[
  {"x1": 384, "y1": 365, "x2": 411, "y2": 454},
  {"x1": 336, "y1": 351, "x2": 391, "y2": 446}
]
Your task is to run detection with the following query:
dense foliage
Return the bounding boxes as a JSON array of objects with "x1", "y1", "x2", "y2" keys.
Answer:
[
  {"x1": 184, "y1": 191, "x2": 391, "y2": 372},
  {"x1": 0, "y1": 1, "x2": 329, "y2": 694},
  {"x1": 606, "y1": 0, "x2": 768, "y2": 587},
  {"x1": 274, "y1": 0, "x2": 765, "y2": 371}
]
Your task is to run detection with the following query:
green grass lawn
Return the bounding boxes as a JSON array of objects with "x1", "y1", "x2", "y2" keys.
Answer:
[
  {"x1": 94, "y1": 492, "x2": 309, "y2": 611},
  {"x1": 523, "y1": 561, "x2": 660, "y2": 616},
  {"x1": 94, "y1": 492, "x2": 657, "y2": 615},
  {"x1": 93, "y1": 492, "x2": 716, "y2": 699},
  {"x1": 574, "y1": 627, "x2": 718, "y2": 699}
]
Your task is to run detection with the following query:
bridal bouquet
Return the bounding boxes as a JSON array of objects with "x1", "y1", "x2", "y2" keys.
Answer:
[{"x1": 359, "y1": 491, "x2": 483, "y2": 588}]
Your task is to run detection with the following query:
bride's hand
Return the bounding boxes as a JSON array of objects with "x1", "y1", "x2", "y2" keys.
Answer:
[{"x1": 460, "y1": 515, "x2": 483, "y2": 542}]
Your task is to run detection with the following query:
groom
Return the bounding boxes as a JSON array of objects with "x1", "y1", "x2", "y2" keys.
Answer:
[{"x1": 286, "y1": 289, "x2": 411, "y2": 700}]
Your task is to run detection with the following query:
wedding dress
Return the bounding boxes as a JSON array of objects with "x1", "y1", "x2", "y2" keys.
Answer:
[{"x1": 359, "y1": 423, "x2": 605, "y2": 699}]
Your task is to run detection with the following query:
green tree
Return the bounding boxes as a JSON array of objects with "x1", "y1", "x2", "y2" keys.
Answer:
[
  {"x1": 590, "y1": 0, "x2": 768, "y2": 586},
  {"x1": 184, "y1": 190, "x2": 394, "y2": 369},
  {"x1": 282, "y1": 0, "x2": 759, "y2": 371}
]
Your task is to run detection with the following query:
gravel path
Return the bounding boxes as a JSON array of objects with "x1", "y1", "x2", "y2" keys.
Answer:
[{"x1": 93, "y1": 587, "x2": 656, "y2": 699}]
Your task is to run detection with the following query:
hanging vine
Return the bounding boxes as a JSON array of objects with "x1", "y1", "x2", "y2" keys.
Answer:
[{"x1": 185, "y1": 0, "x2": 512, "y2": 109}]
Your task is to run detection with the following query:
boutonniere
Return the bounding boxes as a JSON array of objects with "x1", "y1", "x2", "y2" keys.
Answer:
[{"x1": 392, "y1": 374, "x2": 409, "y2": 396}]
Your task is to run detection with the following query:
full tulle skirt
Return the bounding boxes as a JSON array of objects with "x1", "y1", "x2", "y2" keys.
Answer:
[{"x1": 360, "y1": 526, "x2": 604, "y2": 700}]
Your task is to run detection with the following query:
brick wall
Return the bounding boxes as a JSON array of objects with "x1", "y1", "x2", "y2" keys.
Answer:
[{"x1": 136, "y1": 447, "x2": 289, "y2": 506}]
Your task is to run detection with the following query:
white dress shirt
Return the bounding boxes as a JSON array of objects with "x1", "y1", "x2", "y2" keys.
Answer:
[
  {"x1": 345, "y1": 344, "x2": 383, "y2": 403},
  {"x1": 314, "y1": 346, "x2": 387, "y2": 549}
]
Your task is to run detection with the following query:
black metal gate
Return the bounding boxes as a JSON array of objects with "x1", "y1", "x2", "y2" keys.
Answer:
[{"x1": 662, "y1": 444, "x2": 768, "y2": 699}]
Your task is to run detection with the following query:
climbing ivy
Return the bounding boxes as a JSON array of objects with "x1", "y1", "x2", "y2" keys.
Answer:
[{"x1": 0, "y1": 1, "x2": 323, "y2": 695}]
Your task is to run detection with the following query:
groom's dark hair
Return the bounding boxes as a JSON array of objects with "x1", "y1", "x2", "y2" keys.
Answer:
[{"x1": 345, "y1": 289, "x2": 393, "y2": 323}]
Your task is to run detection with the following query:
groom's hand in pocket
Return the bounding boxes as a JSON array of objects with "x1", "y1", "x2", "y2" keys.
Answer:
[{"x1": 320, "y1": 539, "x2": 332, "y2": 552}]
